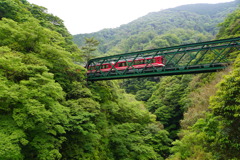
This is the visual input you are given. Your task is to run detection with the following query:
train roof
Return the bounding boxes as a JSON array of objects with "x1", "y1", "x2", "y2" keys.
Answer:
[
  {"x1": 117, "y1": 56, "x2": 162, "y2": 63},
  {"x1": 88, "y1": 56, "x2": 163, "y2": 66}
]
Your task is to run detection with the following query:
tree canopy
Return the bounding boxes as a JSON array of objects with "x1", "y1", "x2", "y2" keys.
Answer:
[
  {"x1": 0, "y1": 0, "x2": 239, "y2": 159},
  {"x1": 0, "y1": 0, "x2": 171, "y2": 159}
]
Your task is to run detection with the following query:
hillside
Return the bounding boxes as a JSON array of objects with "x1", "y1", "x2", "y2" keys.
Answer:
[
  {"x1": 73, "y1": 0, "x2": 239, "y2": 55},
  {"x1": 0, "y1": 0, "x2": 239, "y2": 159},
  {"x1": 75, "y1": 1, "x2": 240, "y2": 159},
  {"x1": 0, "y1": 0, "x2": 171, "y2": 159}
]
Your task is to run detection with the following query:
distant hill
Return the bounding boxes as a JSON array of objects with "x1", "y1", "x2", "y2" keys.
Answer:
[
  {"x1": 172, "y1": 1, "x2": 238, "y2": 15},
  {"x1": 73, "y1": 0, "x2": 239, "y2": 55}
]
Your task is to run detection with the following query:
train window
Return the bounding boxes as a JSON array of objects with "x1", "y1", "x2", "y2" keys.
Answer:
[
  {"x1": 101, "y1": 65, "x2": 107, "y2": 69},
  {"x1": 119, "y1": 62, "x2": 127, "y2": 67},
  {"x1": 152, "y1": 59, "x2": 156, "y2": 63},
  {"x1": 134, "y1": 60, "x2": 141, "y2": 65},
  {"x1": 138, "y1": 60, "x2": 142, "y2": 64}
]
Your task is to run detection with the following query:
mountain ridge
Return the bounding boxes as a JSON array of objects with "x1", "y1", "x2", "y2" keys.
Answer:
[{"x1": 73, "y1": 0, "x2": 239, "y2": 55}]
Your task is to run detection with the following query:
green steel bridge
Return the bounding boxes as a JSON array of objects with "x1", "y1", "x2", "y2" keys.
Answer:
[{"x1": 86, "y1": 37, "x2": 240, "y2": 81}]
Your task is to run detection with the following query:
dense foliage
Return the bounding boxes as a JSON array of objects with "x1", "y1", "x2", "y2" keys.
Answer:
[
  {"x1": 75, "y1": 1, "x2": 240, "y2": 159},
  {"x1": 73, "y1": 0, "x2": 239, "y2": 55},
  {"x1": 167, "y1": 7, "x2": 240, "y2": 160},
  {"x1": 1, "y1": 0, "x2": 239, "y2": 159},
  {"x1": 0, "y1": 0, "x2": 171, "y2": 159},
  {"x1": 74, "y1": 2, "x2": 239, "y2": 142}
]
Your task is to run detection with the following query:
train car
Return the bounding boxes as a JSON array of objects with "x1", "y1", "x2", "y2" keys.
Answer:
[{"x1": 87, "y1": 56, "x2": 165, "y2": 73}]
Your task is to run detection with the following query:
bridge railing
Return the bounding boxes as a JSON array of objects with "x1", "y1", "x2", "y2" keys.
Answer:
[{"x1": 86, "y1": 37, "x2": 240, "y2": 81}]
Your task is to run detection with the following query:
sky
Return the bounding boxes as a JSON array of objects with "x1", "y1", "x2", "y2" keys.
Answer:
[{"x1": 27, "y1": 0, "x2": 234, "y2": 35}]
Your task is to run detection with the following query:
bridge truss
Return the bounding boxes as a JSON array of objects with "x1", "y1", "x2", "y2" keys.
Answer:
[{"x1": 86, "y1": 37, "x2": 240, "y2": 81}]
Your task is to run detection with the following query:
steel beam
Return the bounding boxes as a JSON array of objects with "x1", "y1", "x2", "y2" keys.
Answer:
[{"x1": 86, "y1": 37, "x2": 240, "y2": 81}]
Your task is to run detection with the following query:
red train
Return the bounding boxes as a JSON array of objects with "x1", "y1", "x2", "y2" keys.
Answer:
[{"x1": 87, "y1": 56, "x2": 165, "y2": 73}]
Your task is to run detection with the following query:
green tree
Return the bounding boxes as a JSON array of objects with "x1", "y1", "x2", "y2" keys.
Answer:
[
  {"x1": 169, "y1": 7, "x2": 240, "y2": 159},
  {"x1": 208, "y1": 54, "x2": 240, "y2": 159},
  {"x1": 147, "y1": 75, "x2": 192, "y2": 139},
  {"x1": 217, "y1": 7, "x2": 240, "y2": 39},
  {"x1": 81, "y1": 37, "x2": 100, "y2": 62}
]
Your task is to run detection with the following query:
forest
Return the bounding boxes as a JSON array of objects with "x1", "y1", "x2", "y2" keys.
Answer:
[{"x1": 0, "y1": 0, "x2": 239, "y2": 159}]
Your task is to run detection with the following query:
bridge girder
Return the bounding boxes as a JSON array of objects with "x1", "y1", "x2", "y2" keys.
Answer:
[{"x1": 86, "y1": 37, "x2": 240, "y2": 81}]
